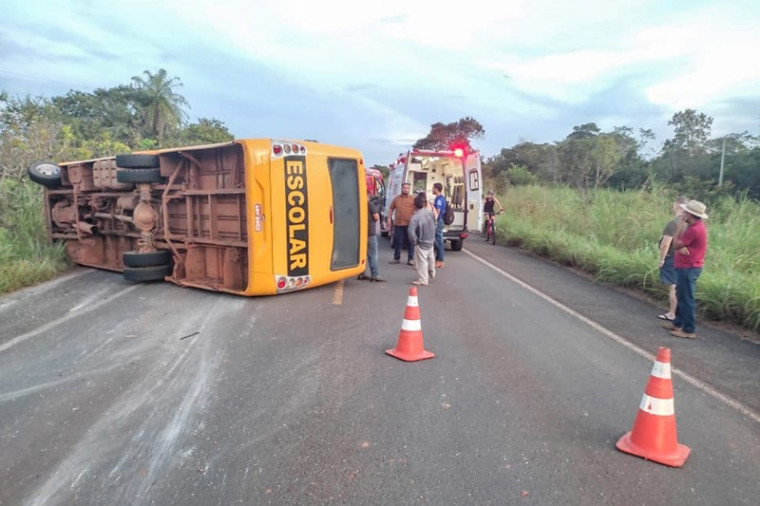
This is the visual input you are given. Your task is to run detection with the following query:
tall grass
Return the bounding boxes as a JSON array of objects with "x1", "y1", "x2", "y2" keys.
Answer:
[
  {"x1": 0, "y1": 179, "x2": 69, "y2": 294},
  {"x1": 497, "y1": 185, "x2": 760, "y2": 333}
]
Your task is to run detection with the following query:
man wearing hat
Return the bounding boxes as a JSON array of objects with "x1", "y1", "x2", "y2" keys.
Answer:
[{"x1": 663, "y1": 200, "x2": 708, "y2": 339}]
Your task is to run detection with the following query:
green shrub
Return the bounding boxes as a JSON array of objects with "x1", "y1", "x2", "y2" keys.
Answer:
[{"x1": 0, "y1": 179, "x2": 69, "y2": 294}]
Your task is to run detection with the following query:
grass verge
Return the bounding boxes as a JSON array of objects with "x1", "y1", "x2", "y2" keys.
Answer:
[
  {"x1": 0, "y1": 179, "x2": 70, "y2": 294},
  {"x1": 497, "y1": 185, "x2": 760, "y2": 333}
]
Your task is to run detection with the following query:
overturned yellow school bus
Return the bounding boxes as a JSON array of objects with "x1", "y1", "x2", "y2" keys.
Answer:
[{"x1": 28, "y1": 139, "x2": 367, "y2": 295}]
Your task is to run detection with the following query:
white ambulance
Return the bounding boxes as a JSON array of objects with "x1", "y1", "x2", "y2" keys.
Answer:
[{"x1": 384, "y1": 147, "x2": 482, "y2": 251}]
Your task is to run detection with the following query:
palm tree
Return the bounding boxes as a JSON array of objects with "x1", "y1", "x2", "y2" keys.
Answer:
[{"x1": 131, "y1": 69, "x2": 189, "y2": 144}]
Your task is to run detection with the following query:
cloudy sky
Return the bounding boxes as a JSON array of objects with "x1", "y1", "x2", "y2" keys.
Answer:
[{"x1": 2, "y1": 0, "x2": 759, "y2": 165}]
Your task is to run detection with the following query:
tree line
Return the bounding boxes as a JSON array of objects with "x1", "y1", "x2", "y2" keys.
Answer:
[
  {"x1": 0, "y1": 69, "x2": 233, "y2": 181},
  {"x1": 484, "y1": 110, "x2": 760, "y2": 200},
  {"x1": 2, "y1": 68, "x2": 759, "y2": 202}
]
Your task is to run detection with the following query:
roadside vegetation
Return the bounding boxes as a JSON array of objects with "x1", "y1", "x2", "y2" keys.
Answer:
[
  {"x1": 1, "y1": 69, "x2": 233, "y2": 296},
  {"x1": 2, "y1": 69, "x2": 759, "y2": 333},
  {"x1": 0, "y1": 178, "x2": 69, "y2": 293},
  {"x1": 494, "y1": 185, "x2": 760, "y2": 333}
]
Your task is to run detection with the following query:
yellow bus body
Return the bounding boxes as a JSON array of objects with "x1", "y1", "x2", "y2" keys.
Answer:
[{"x1": 32, "y1": 139, "x2": 368, "y2": 296}]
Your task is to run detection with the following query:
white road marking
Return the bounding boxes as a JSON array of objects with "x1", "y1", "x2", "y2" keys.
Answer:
[
  {"x1": 0, "y1": 285, "x2": 139, "y2": 354},
  {"x1": 0, "y1": 269, "x2": 90, "y2": 310},
  {"x1": 465, "y1": 249, "x2": 760, "y2": 425},
  {"x1": 332, "y1": 279, "x2": 344, "y2": 305},
  {"x1": 0, "y1": 362, "x2": 122, "y2": 403}
]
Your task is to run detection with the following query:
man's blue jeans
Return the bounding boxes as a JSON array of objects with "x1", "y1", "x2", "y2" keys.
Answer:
[
  {"x1": 367, "y1": 235, "x2": 379, "y2": 278},
  {"x1": 673, "y1": 267, "x2": 702, "y2": 333},
  {"x1": 435, "y1": 220, "x2": 444, "y2": 262},
  {"x1": 393, "y1": 225, "x2": 413, "y2": 262}
]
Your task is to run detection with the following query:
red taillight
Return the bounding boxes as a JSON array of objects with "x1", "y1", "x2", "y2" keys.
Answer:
[
  {"x1": 273, "y1": 144, "x2": 283, "y2": 155},
  {"x1": 277, "y1": 277, "x2": 287, "y2": 289},
  {"x1": 453, "y1": 148, "x2": 464, "y2": 157}
]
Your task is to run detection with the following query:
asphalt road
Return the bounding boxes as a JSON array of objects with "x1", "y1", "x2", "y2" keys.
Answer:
[{"x1": 1, "y1": 237, "x2": 759, "y2": 506}]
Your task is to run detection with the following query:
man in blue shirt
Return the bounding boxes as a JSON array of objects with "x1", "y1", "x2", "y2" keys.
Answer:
[{"x1": 432, "y1": 182, "x2": 446, "y2": 268}]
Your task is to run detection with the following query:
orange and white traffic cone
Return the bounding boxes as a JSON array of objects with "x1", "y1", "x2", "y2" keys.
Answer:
[
  {"x1": 616, "y1": 347, "x2": 690, "y2": 467},
  {"x1": 385, "y1": 286, "x2": 435, "y2": 362}
]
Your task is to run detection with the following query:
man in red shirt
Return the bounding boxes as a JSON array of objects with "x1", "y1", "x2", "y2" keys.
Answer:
[{"x1": 663, "y1": 200, "x2": 708, "y2": 338}]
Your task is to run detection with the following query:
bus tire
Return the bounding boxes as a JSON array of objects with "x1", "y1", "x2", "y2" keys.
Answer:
[
  {"x1": 115, "y1": 154, "x2": 160, "y2": 169},
  {"x1": 28, "y1": 161, "x2": 62, "y2": 188},
  {"x1": 116, "y1": 168, "x2": 161, "y2": 184},
  {"x1": 123, "y1": 264, "x2": 172, "y2": 282},
  {"x1": 123, "y1": 250, "x2": 171, "y2": 267},
  {"x1": 450, "y1": 239, "x2": 463, "y2": 251}
]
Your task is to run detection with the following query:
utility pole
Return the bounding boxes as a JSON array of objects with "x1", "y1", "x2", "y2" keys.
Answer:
[{"x1": 718, "y1": 137, "x2": 726, "y2": 186}]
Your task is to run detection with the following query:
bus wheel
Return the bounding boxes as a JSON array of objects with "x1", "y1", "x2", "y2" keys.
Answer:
[
  {"x1": 116, "y1": 168, "x2": 161, "y2": 184},
  {"x1": 115, "y1": 154, "x2": 160, "y2": 169},
  {"x1": 28, "y1": 161, "x2": 62, "y2": 188},
  {"x1": 123, "y1": 264, "x2": 172, "y2": 282},
  {"x1": 123, "y1": 250, "x2": 171, "y2": 268},
  {"x1": 450, "y1": 239, "x2": 463, "y2": 251}
]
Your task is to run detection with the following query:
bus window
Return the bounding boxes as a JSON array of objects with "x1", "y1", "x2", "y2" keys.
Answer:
[{"x1": 328, "y1": 157, "x2": 361, "y2": 270}]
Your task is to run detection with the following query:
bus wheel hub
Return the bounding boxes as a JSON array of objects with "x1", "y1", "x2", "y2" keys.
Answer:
[{"x1": 133, "y1": 202, "x2": 157, "y2": 231}]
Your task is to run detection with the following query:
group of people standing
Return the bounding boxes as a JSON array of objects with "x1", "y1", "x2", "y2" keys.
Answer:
[
  {"x1": 387, "y1": 182, "x2": 447, "y2": 286},
  {"x1": 658, "y1": 197, "x2": 709, "y2": 339},
  {"x1": 361, "y1": 181, "x2": 447, "y2": 286}
]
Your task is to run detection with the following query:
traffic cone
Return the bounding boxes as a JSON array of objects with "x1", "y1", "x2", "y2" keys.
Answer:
[
  {"x1": 385, "y1": 286, "x2": 435, "y2": 362},
  {"x1": 616, "y1": 347, "x2": 690, "y2": 467}
]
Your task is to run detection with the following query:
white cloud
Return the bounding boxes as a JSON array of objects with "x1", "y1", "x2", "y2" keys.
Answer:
[
  {"x1": 2, "y1": 0, "x2": 759, "y2": 164},
  {"x1": 642, "y1": 22, "x2": 760, "y2": 109}
]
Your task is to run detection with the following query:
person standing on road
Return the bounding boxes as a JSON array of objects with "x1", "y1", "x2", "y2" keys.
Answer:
[
  {"x1": 359, "y1": 191, "x2": 385, "y2": 282},
  {"x1": 387, "y1": 182, "x2": 415, "y2": 265},
  {"x1": 432, "y1": 182, "x2": 446, "y2": 269},
  {"x1": 408, "y1": 192, "x2": 437, "y2": 286},
  {"x1": 664, "y1": 200, "x2": 708, "y2": 339},
  {"x1": 657, "y1": 195, "x2": 689, "y2": 321}
]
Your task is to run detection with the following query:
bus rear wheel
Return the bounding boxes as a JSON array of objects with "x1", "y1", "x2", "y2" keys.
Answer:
[
  {"x1": 116, "y1": 168, "x2": 161, "y2": 184},
  {"x1": 123, "y1": 264, "x2": 172, "y2": 282},
  {"x1": 115, "y1": 154, "x2": 160, "y2": 168},
  {"x1": 123, "y1": 250, "x2": 171, "y2": 267}
]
